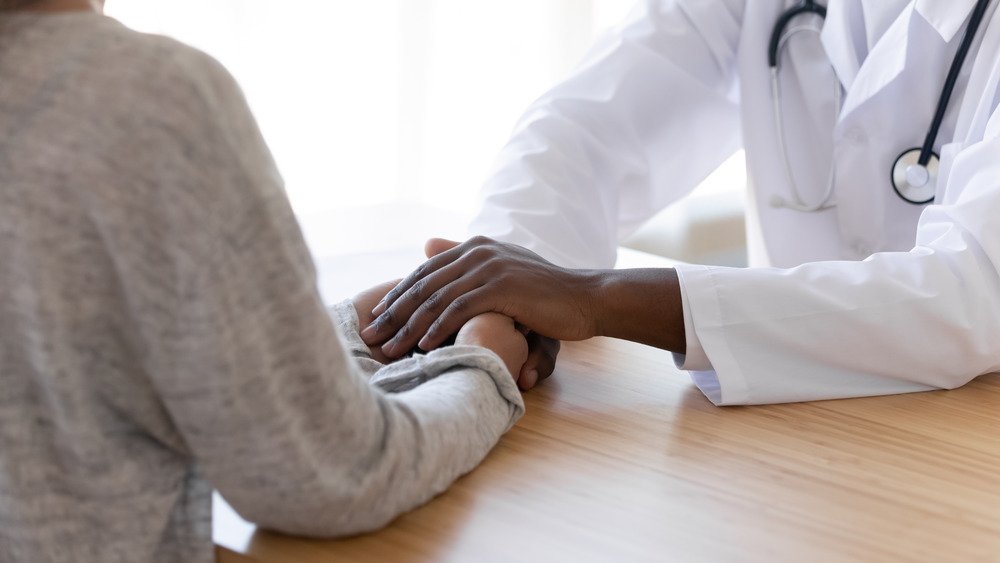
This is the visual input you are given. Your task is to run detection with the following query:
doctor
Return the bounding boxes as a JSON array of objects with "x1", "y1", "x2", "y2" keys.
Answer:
[{"x1": 362, "y1": 0, "x2": 1000, "y2": 405}]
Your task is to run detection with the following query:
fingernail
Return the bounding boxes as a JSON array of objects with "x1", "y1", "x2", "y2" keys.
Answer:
[
  {"x1": 371, "y1": 300, "x2": 386, "y2": 316},
  {"x1": 381, "y1": 341, "x2": 396, "y2": 358},
  {"x1": 417, "y1": 336, "x2": 431, "y2": 351},
  {"x1": 360, "y1": 324, "x2": 377, "y2": 340}
]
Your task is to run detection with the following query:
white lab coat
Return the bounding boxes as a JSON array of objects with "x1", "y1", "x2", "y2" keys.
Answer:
[{"x1": 469, "y1": 0, "x2": 1000, "y2": 405}]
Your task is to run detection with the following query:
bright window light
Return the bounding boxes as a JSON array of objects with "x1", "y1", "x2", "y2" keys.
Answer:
[{"x1": 103, "y1": 1, "x2": 743, "y2": 260}]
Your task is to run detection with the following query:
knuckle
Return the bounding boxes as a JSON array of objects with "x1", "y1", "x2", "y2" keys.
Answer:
[
  {"x1": 384, "y1": 283, "x2": 407, "y2": 305},
  {"x1": 467, "y1": 245, "x2": 497, "y2": 264},
  {"x1": 394, "y1": 290, "x2": 419, "y2": 309},
  {"x1": 410, "y1": 278, "x2": 428, "y2": 299},
  {"x1": 411, "y1": 262, "x2": 429, "y2": 281},
  {"x1": 424, "y1": 290, "x2": 444, "y2": 312},
  {"x1": 482, "y1": 258, "x2": 512, "y2": 280},
  {"x1": 395, "y1": 322, "x2": 413, "y2": 341},
  {"x1": 376, "y1": 308, "x2": 396, "y2": 328},
  {"x1": 484, "y1": 258, "x2": 506, "y2": 276},
  {"x1": 383, "y1": 287, "x2": 401, "y2": 304},
  {"x1": 451, "y1": 294, "x2": 472, "y2": 314}
]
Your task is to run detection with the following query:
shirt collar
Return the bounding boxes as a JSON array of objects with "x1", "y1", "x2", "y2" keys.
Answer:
[{"x1": 915, "y1": 0, "x2": 979, "y2": 41}]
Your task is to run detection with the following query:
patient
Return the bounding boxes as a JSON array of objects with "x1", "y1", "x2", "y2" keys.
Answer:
[{"x1": 0, "y1": 1, "x2": 527, "y2": 562}]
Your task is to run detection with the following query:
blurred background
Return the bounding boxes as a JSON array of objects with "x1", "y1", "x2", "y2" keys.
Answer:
[{"x1": 104, "y1": 0, "x2": 746, "y2": 266}]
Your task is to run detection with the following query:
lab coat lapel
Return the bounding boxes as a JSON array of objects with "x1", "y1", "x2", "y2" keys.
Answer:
[
  {"x1": 915, "y1": 0, "x2": 978, "y2": 41},
  {"x1": 819, "y1": 0, "x2": 909, "y2": 91},
  {"x1": 941, "y1": 1, "x2": 1000, "y2": 200},
  {"x1": 830, "y1": 2, "x2": 913, "y2": 120},
  {"x1": 860, "y1": 0, "x2": 914, "y2": 47},
  {"x1": 828, "y1": 1, "x2": 962, "y2": 256},
  {"x1": 824, "y1": 0, "x2": 980, "y2": 122},
  {"x1": 821, "y1": 0, "x2": 865, "y2": 90}
]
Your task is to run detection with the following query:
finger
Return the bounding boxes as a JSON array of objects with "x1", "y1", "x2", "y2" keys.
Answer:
[
  {"x1": 378, "y1": 276, "x2": 488, "y2": 356},
  {"x1": 353, "y1": 279, "x2": 404, "y2": 327},
  {"x1": 364, "y1": 256, "x2": 481, "y2": 348},
  {"x1": 381, "y1": 235, "x2": 500, "y2": 315},
  {"x1": 412, "y1": 287, "x2": 496, "y2": 353},
  {"x1": 364, "y1": 278, "x2": 404, "y2": 310},
  {"x1": 353, "y1": 278, "x2": 403, "y2": 310},
  {"x1": 425, "y1": 237, "x2": 460, "y2": 258},
  {"x1": 362, "y1": 254, "x2": 468, "y2": 343},
  {"x1": 372, "y1": 241, "x2": 470, "y2": 317},
  {"x1": 366, "y1": 237, "x2": 503, "y2": 344},
  {"x1": 517, "y1": 334, "x2": 560, "y2": 390},
  {"x1": 370, "y1": 240, "x2": 458, "y2": 317}
]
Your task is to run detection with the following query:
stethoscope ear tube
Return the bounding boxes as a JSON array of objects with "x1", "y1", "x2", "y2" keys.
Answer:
[
  {"x1": 768, "y1": 0, "x2": 827, "y2": 68},
  {"x1": 769, "y1": 1, "x2": 838, "y2": 212},
  {"x1": 770, "y1": 0, "x2": 992, "y2": 211}
]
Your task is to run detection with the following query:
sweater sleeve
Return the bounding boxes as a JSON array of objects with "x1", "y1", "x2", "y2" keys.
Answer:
[
  {"x1": 329, "y1": 301, "x2": 385, "y2": 379},
  {"x1": 128, "y1": 46, "x2": 525, "y2": 537},
  {"x1": 162, "y1": 170, "x2": 524, "y2": 539}
]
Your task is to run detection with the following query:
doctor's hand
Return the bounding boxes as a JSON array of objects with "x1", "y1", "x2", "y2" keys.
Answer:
[
  {"x1": 352, "y1": 279, "x2": 403, "y2": 364},
  {"x1": 360, "y1": 236, "x2": 601, "y2": 361},
  {"x1": 421, "y1": 239, "x2": 561, "y2": 390},
  {"x1": 360, "y1": 236, "x2": 687, "y2": 363},
  {"x1": 425, "y1": 240, "x2": 563, "y2": 390}
]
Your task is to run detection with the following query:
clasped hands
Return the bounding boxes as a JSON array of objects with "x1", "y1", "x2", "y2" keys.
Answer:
[
  {"x1": 353, "y1": 236, "x2": 601, "y2": 389},
  {"x1": 351, "y1": 277, "x2": 536, "y2": 387},
  {"x1": 354, "y1": 236, "x2": 685, "y2": 389}
]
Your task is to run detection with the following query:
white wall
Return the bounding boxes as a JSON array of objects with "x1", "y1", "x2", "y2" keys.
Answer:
[{"x1": 104, "y1": 1, "x2": 746, "y2": 264}]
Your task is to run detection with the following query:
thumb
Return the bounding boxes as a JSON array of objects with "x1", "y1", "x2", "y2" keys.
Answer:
[{"x1": 425, "y1": 237, "x2": 461, "y2": 258}]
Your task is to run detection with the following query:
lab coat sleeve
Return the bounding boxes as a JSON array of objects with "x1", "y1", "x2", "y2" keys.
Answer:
[
  {"x1": 673, "y1": 278, "x2": 713, "y2": 371},
  {"x1": 469, "y1": 0, "x2": 747, "y2": 269},
  {"x1": 675, "y1": 131, "x2": 1000, "y2": 405}
]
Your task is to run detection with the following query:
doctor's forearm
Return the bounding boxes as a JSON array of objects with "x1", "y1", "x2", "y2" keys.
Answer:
[
  {"x1": 592, "y1": 268, "x2": 686, "y2": 354},
  {"x1": 365, "y1": 238, "x2": 687, "y2": 357}
]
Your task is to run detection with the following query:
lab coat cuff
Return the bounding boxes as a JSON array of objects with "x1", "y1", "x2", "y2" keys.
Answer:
[
  {"x1": 672, "y1": 271, "x2": 712, "y2": 371},
  {"x1": 673, "y1": 264, "x2": 751, "y2": 406}
]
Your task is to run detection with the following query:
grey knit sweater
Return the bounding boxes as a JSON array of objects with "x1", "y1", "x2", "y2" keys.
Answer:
[{"x1": 0, "y1": 12, "x2": 524, "y2": 563}]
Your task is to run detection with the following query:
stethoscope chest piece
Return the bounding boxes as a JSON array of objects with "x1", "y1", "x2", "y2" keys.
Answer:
[
  {"x1": 891, "y1": 148, "x2": 938, "y2": 204},
  {"x1": 770, "y1": 0, "x2": 992, "y2": 211}
]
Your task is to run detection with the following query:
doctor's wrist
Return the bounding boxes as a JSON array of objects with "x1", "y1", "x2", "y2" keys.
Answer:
[{"x1": 592, "y1": 268, "x2": 686, "y2": 354}]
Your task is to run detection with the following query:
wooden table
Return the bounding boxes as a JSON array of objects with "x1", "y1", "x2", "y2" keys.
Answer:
[{"x1": 214, "y1": 248, "x2": 1000, "y2": 562}]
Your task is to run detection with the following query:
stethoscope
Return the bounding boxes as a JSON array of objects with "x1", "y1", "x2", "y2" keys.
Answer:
[{"x1": 769, "y1": 0, "x2": 993, "y2": 210}]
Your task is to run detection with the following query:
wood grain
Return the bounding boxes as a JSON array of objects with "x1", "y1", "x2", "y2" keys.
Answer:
[{"x1": 215, "y1": 337, "x2": 1000, "y2": 563}]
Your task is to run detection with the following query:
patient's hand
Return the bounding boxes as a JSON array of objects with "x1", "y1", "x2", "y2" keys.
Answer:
[
  {"x1": 456, "y1": 313, "x2": 529, "y2": 381},
  {"x1": 352, "y1": 280, "x2": 402, "y2": 364},
  {"x1": 517, "y1": 332, "x2": 560, "y2": 391}
]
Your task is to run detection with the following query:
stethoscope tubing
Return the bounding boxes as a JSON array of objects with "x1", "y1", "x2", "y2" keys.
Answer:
[
  {"x1": 768, "y1": 0, "x2": 837, "y2": 211},
  {"x1": 918, "y1": 0, "x2": 993, "y2": 166},
  {"x1": 769, "y1": 0, "x2": 992, "y2": 208},
  {"x1": 768, "y1": 0, "x2": 826, "y2": 68}
]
